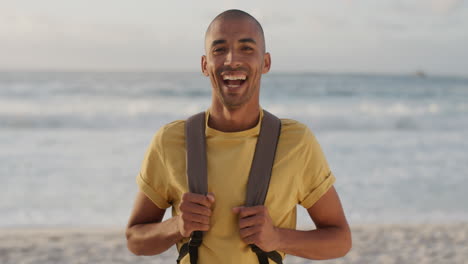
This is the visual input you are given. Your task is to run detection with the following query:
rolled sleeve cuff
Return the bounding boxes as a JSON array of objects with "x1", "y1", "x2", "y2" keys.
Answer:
[
  {"x1": 299, "y1": 172, "x2": 336, "y2": 209},
  {"x1": 136, "y1": 173, "x2": 171, "y2": 209}
]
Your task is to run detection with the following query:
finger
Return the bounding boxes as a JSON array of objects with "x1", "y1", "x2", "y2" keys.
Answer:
[
  {"x1": 206, "y1": 192, "x2": 215, "y2": 204},
  {"x1": 190, "y1": 222, "x2": 210, "y2": 232},
  {"x1": 180, "y1": 202, "x2": 212, "y2": 216},
  {"x1": 232, "y1": 207, "x2": 242, "y2": 214},
  {"x1": 183, "y1": 193, "x2": 213, "y2": 208},
  {"x1": 237, "y1": 206, "x2": 265, "y2": 219},
  {"x1": 182, "y1": 212, "x2": 210, "y2": 225},
  {"x1": 241, "y1": 233, "x2": 258, "y2": 245},
  {"x1": 239, "y1": 225, "x2": 260, "y2": 239},
  {"x1": 239, "y1": 215, "x2": 263, "y2": 229}
]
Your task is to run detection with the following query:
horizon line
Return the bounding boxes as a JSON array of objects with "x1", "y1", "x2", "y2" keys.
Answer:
[{"x1": 0, "y1": 69, "x2": 467, "y2": 79}]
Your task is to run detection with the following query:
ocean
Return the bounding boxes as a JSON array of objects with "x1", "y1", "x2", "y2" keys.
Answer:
[{"x1": 1, "y1": 72, "x2": 467, "y2": 228}]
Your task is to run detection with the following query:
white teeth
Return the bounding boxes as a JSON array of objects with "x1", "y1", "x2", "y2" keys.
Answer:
[{"x1": 222, "y1": 75, "x2": 247, "y2": 81}]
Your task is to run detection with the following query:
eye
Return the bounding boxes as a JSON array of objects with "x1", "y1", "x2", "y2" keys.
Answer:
[
  {"x1": 241, "y1": 46, "x2": 254, "y2": 51},
  {"x1": 213, "y1": 47, "x2": 226, "y2": 54}
]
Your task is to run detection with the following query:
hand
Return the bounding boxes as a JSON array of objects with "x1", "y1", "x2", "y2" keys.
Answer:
[
  {"x1": 232, "y1": 206, "x2": 280, "y2": 252},
  {"x1": 177, "y1": 192, "x2": 215, "y2": 237}
]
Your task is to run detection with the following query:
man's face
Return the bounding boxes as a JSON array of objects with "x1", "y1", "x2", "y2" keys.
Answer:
[{"x1": 202, "y1": 18, "x2": 271, "y2": 109}]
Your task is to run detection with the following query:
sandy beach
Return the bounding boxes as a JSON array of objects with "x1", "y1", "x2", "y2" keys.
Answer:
[{"x1": 1, "y1": 223, "x2": 467, "y2": 264}]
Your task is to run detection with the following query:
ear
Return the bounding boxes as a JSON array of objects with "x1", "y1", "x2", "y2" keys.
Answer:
[
  {"x1": 201, "y1": 55, "x2": 209, "y2": 76},
  {"x1": 262, "y1": 52, "x2": 271, "y2": 74}
]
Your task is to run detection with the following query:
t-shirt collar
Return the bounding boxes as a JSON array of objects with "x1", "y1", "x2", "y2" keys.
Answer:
[{"x1": 205, "y1": 107, "x2": 264, "y2": 137}]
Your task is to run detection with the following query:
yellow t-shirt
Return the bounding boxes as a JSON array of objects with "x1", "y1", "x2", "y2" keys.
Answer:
[{"x1": 137, "y1": 109, "x2": 335, "y2": 264}]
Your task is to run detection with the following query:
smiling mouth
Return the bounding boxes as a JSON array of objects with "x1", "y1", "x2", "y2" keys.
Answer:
[{"x1": 222, "y1": 73, "x2": 248, "y2": 88}]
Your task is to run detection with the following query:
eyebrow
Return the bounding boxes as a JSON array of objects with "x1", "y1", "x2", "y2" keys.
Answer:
[
  {"x1": 211, "y1": 39, "x2": 226, "y2": 47},
  {"x1": 211, "y1": 38, "x2": 257, "y2": 47},
  {"x1": 239, "y1": 38, "x2": 256, "y2": 45}
]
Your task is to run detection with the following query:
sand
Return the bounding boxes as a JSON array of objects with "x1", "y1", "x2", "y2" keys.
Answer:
[{"x1": 1, "y1": 223, "x2": 467, "y2": 264}]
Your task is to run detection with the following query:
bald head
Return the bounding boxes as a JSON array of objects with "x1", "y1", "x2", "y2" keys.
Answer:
[{"x1": 205, "y1": 9, "x2": 266, "y2": 53}]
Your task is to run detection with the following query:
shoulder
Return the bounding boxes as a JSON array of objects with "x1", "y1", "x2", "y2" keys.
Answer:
[
  {"x1": 158, "y1": 120, "x2": 186, "y2": 137},
  {"x1": 277, "y1": 118, "x2": 323, "y2": 157},
  {"x1": 149, "y1": 120, "x2": 186, "y2": 151},
  {"x1": 279, "y1": 118, "x2": 316, "y2": 142}
]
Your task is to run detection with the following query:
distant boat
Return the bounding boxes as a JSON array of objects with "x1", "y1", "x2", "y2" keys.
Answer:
[{"x1": 415, "y1": 71, "x2": 427, "y2": 78}]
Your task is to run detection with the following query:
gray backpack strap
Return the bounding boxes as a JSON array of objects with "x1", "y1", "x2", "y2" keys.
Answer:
[
  {"x1": 185, "y1": 112, "x2": 208, "y2": 195},
  {"x1": 180, "y1": 111, "x2": 207, "y2": 264},
  {"x1": 246, "y1": 110, "x2": 283, "y2": 264},
  {"x1": 245, "y1": 110, "x2": 282, "y2": 207}
]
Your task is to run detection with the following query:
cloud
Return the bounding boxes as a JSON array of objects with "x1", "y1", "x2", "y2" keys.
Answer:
[
  {"x1": 0, "y1": 11, "x2": 163, "y2": 46},
  {"x1": 370, "y1": 20, "x2": 408, "y2": 32},
  {"x1": 0, "y1": 10, "x2": 203, "y2": 70},
  {"x1": 245, "y1": 7, "x2": 295, "y2": 28},
  {"x1": 430, "y1": 0, "x2": 464, "y2": 14},
  {"x1": 390, "y1": 0, "x2": 466, "y2": 15}
]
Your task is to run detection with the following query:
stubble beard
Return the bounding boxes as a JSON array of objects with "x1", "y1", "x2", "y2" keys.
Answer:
[
  {"x1": 218, "y1": 86, "x2": 252, "y2": 109},
  {"x1": 215, "y1": 78, "x2": 259, "y2": 110}
]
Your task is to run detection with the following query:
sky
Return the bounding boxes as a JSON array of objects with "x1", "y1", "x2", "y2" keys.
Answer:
[{"x1": 1, "y1": 0, "x2": 468, "y2": 76}]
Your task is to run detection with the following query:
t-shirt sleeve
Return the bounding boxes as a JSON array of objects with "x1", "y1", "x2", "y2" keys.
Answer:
[
  {"x1": 136, "y1": 128, "x2": 172, "y2": 209},
  {"x1": 297, "y1": 128, "x2": 336, "y2": 209}
]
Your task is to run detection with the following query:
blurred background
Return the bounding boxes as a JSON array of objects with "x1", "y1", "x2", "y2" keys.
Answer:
[{"x1": 1, "y1": 0, "x2": 467, "y2": 229}]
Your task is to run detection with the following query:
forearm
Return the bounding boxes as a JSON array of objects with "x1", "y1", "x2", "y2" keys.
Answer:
[
  {"x1": 126, "y1": 216, "x2": 183, "y2": 256},
  {"x1": 275, "y1": 225, "x2": 351, "y2": 260}
]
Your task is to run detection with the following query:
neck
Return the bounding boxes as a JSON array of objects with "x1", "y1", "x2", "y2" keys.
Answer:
[{"x1": 208, "y1": 103, "x2": 260, "y2": 132}]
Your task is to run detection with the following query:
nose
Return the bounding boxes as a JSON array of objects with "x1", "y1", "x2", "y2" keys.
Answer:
[{"x1": 224, "y1": 50, "x2": 242, "y2": 68}]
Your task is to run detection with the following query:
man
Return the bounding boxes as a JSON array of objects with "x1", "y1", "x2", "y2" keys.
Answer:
[{"x1": 126, "y1": 9, "x2": 351, "y2": 263}]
